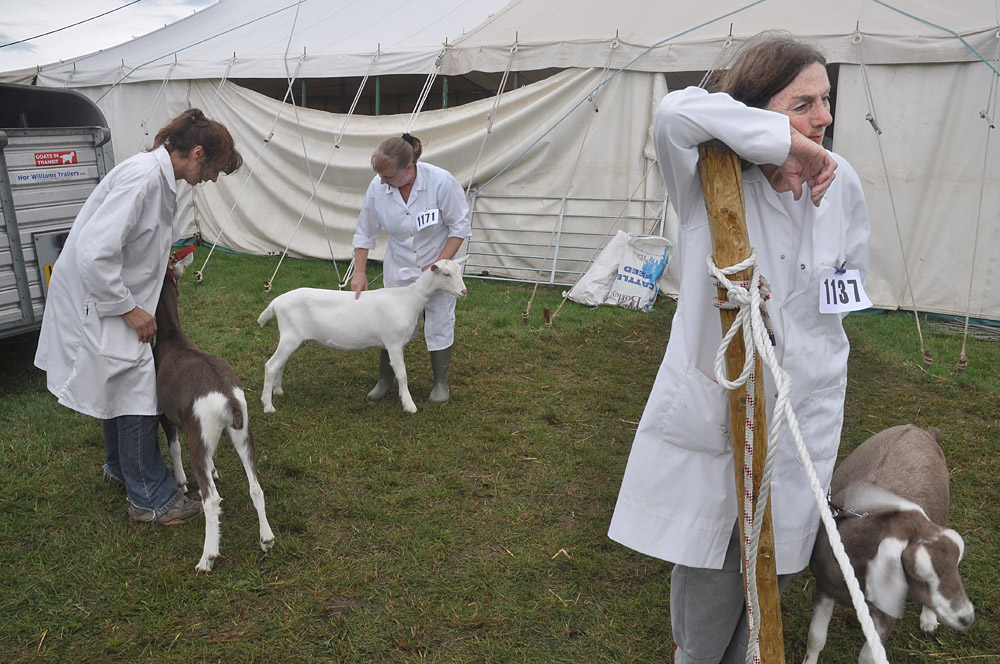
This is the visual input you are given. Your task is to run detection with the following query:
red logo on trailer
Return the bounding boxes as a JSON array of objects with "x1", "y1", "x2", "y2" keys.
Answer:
[{"x1": 34, "y1": 151, "x2": 78, "y2": 166}]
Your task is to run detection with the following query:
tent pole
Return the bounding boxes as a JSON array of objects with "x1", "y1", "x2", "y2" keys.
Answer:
[
  {"x1": 442, "y1": 76, "x2": 449, "y2": 109},
  {"x1": 697, "y1": 139, "x2": 785, "y2": 664},
  {"x1": 375, "y1": 76, "x2": 381, "y2": 116}
]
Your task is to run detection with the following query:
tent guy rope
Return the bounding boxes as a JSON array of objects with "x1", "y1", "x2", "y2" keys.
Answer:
[
  {"x1": 521, "y1": 38, "x2": 618, "y2": 325},
  {"x1": 267, "y1": 51, "x2": 382, "y2": 293},
  {"x1": 464, "y1": 41, "x2": 518, "y2": 199},
  {"x1": 194, "y1": 4, "x2": 307, "y2": 284},
  {"x1": 854, "y1": 32, "x2": 933, "y2": 370},
  {"x1": 957, "y1": 32, "x2": 1000, "y2": 374}
]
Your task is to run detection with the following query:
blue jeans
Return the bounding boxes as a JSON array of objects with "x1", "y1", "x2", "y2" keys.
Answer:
[{"x1": 103, "y1": 415, "x2": 182, "y2": 516}]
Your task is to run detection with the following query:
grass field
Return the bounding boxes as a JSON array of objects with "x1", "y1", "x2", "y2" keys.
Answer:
[{"x1": 1, "y1": 247, "x2": 997, "y2": 663}]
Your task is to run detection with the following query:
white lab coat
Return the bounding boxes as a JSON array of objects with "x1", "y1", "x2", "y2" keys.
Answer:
[
  {"x1": 34, "y1": 146, "x2": 178, "y2": 419},
  {"x1": 353, "y1": 161, "x2": 471, "y2": 349},
  {"x1": 608, "y1": 87, "x2": 870, "y2": 574}
]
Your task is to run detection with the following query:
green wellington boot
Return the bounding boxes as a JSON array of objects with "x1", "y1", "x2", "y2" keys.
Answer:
[
  {"x1": 366, "y1": 349, "x2": 395, "y2": 401},
  {"x1": 428, "y1": 345, "x2": 454, "y2": 404}
]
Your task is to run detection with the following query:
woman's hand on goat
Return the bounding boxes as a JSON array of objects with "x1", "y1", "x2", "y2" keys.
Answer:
[
  {"x1": 123, "y1": 306, "x2": 157, "y2": 343},
  {"x1": 351, "y1": 272, "x2": 368, "y2": 299}
]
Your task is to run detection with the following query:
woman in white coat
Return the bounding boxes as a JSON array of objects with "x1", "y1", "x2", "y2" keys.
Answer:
[
  {"x1": 607, "y1": 35, "x2": 870, "y2": 663},
  {"x1": 351, "y1": 134, "x2": 471, "y2": 405},
  {"x1": 34, "y1": 108, "x2": 242, "y2": 525}
]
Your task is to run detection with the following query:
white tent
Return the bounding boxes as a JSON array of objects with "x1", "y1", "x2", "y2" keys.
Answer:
[{"x1": 4, "y1": 0, "x2": 1000, "y2": 320}]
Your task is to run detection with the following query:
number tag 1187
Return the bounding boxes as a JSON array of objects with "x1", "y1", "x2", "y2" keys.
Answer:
[{"x1": 818, "y1": 267, "x2": 872, "y2": 314}]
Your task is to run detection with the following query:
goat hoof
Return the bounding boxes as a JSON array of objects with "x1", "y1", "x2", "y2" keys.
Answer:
[
  {"x1": 196, "y1": 557, "x2": 216, "y2": 573},
  {"x1": 920, "y1": 612, "x2": 939, "y2": 633},
  {"x1": 260, "y1": 538, "x2": 275, "y2": 552},
  {"x1": 403, "y1": 404, "x2": 418, "y2": 414},
  {"x1": 263, "y1": 404, "x2": 276, "y2": 414}
]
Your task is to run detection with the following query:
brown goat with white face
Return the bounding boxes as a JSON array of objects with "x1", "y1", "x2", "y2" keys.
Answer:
[
  {"x1": 804, "y1": 425, "x2": 974, "y2": 664},
  {"x1": 154, "y1": 253, "x2": 274, "y2": 572}
]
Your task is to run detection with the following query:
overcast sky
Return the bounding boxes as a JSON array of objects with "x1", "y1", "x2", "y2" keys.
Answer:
[{"x1": 0, "y1": 0, "x2": 216, "y2": 73}]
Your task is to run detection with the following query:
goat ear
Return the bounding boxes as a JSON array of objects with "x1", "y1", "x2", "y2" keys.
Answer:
[
  {"x1": 942, "y1": 529, "x2": 965, "y2": 563},
  {"x1": 430, "y1": 263, "x2": 440, "y2": 273},
  {"x1": 866, "y1": 537, "x2": 908, "y2": 619},
  {"x1": 453, "y1": 254, "x2": 468, "y2": 265}
]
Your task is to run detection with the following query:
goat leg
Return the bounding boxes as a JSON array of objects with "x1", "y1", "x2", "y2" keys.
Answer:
[
  {"x1": 386, "y1": 345, "x2": 417, "y2": 413},
  {"x1": 160, "y1": 416, "x2": 188, "y2": 493},
  {"x1": 230, "y1": 425, "x2": 274, "y2": 552},
  {"x1": 186, "y1": 426, "x2": 221, "y2": 573},
  {"x1": 803, "y1": 593, "x2": 835, "y2": 664},
  {"x1": 261, "y1": 337, "x2": 300, "y2": 413}
]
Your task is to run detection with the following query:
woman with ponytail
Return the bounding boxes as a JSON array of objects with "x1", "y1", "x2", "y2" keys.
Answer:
[
  {"x1": 35, "y1": 108, "x2": 242, "y2": 525},
  {"x1": 351, "y1": 134, "x2": 471, "y2": 406}
]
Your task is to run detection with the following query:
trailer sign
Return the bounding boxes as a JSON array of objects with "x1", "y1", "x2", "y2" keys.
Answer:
[
  {"x1": 15, "y1": 166, "x2": 92, "y2": 183},
  {"x1": 34, "y1": 150, "x2": 78, "y2": 166}
]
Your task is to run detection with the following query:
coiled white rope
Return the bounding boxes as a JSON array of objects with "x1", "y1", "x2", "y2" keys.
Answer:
[{"x1": 706, "y1": 250, "x2": 889, "y2": 664}]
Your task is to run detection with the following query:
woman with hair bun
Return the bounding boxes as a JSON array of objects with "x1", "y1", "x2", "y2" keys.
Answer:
[
  {"x1": 351, "y1": 133, "x2": 471, "y2": 405},
  {"x1": 35, "y1": 108, "x2": 242, "y2": 526}
]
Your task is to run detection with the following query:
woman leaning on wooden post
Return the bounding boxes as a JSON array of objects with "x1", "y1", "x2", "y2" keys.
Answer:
[{"x1": 608, "y1": 32, "x2": 871, "y2": 663}]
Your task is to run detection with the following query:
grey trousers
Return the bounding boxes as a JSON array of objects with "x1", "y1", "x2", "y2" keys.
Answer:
[{"x1": 671, "y1": 524, "x2": 795, "y2": 664}]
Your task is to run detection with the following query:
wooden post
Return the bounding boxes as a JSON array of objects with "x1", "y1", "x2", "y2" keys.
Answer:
[{"x1": 697, "y1": 139, "x2": 786, "y2": 664}]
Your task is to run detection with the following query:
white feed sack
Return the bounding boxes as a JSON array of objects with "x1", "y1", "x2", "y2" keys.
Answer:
[{"x1": 565, "y1": 231, "x2": 671, "y2": 312}]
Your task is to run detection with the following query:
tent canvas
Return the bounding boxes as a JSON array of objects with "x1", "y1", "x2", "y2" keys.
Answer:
[{"x1": 3, "y1": 0, "x2": 999, "y2": 320}]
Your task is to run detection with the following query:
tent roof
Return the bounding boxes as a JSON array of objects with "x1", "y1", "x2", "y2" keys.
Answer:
[
  {"x1": 443, "y1": 0, "x2": 1000, "y2": 74},
  {"x1": 12, "y1": 0, "x2": 1000, "y2": 87},
  {"x1": 22, "y1": 0, "x2": 510, "y2": 87}
]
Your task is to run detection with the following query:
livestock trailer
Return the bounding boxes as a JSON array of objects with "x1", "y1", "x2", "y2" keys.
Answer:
[{"x1": 0, "y1": 82, "x2": 115, "y2": 339}]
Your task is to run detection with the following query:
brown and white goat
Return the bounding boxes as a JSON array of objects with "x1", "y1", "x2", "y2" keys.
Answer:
[
  {"x1": 154, "y1": 252, "x2": 274, "y2": 572},
  {"x1": 804, "y1": 424, "x2": 974, "y2": 664}
]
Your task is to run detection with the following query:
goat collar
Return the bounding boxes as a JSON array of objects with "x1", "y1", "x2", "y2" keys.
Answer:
[
  {"x1": 171, "y1": 244, "x2": 197, "y2": 263},
  {"x1": 165, "y1": 244, "x2": 198, "y2": 294},
  {"x1": 828, "y1": 496, "x2": 868, "y2": 521}
]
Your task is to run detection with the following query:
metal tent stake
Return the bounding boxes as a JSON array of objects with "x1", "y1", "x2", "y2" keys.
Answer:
[{"x1": 697, "y1": 139, "x2": 786, "y2": 664}]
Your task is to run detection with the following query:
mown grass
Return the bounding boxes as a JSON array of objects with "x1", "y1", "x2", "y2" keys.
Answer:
[{"x1": 0, "y1": 247, "x2": 997, "y2": 663}]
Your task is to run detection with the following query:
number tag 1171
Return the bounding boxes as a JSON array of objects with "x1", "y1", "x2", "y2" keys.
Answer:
[{"x1": 818, "y1": 267, "x2": 872, "y2": 314}]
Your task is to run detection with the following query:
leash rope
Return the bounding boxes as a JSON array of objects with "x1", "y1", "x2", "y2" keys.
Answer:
[{"x1": 707, "y1": 250, "x2": 889, "y2": 664}]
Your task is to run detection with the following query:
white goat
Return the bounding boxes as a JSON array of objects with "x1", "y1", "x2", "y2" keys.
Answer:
[
  {"x1": 257, "y1": 257, "x2": 467, "y2": 414},
  {"x1": 804, "y1": 424, "x2": 974, "y2": 664},
  {"x1": 154, "y1": 253, "x2": 275, "y2": 572}
]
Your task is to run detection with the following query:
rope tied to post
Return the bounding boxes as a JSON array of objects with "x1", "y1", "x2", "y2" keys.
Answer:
[{"x1": 709, "y1": 254, "x2": 776, "y2": 348}]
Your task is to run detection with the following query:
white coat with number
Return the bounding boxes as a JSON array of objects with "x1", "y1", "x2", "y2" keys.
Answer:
[
  {"x1": 352, "y1": 161, "x2": 471, "y2": 350},
  {"x1": 608, "y1": 87, "x2": 870, "y2": 574},
  {"x1": 34, "y1": 146, "x2": 178, "y2": 420}
]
